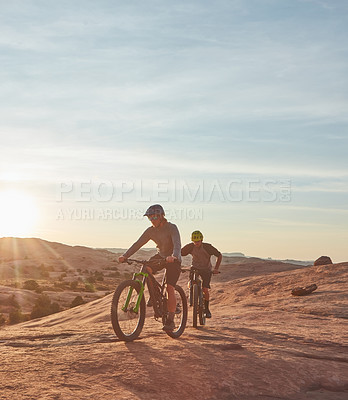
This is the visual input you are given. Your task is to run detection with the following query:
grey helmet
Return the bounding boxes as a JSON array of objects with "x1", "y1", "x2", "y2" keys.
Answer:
[{"x1": 144, "y1": 204, "x2": 165, "y2": 216}]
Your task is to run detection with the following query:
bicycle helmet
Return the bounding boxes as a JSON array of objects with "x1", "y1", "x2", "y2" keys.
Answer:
[
  {"x1": 143, "y1": 204, "x2": 165, "y2": 216},
  {"x1": 191, "y1": 230, "x2": 203, "y2": 242}
]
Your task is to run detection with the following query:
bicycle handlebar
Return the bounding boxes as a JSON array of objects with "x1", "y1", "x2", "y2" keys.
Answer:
[
  {"x1": 125, "y1": 258, "x2": 147, "y2": 264},
  {"x1": 124, "y1": 258, "x2": 167, "y2": 267}
]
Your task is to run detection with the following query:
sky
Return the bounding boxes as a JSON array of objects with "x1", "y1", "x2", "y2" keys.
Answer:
[{"x1": 0, "y1": 0, "x2": 348, "y2": 262}]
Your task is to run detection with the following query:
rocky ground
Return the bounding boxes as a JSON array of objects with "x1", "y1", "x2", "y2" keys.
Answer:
[{"x1": 1, "y1": 256, "x2": 347, "y2": 400}]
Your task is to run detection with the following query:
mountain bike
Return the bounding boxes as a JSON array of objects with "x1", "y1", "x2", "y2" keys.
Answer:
[
  {"x1": 183, "y1": 267, "x2": 206, "y2": 328},
  {"x1": 110, "y1": 258, "x2": 188, "y2": 342}
]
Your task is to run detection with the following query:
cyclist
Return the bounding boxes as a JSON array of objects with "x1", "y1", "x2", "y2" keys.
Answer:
[
  {"x1": 181, "y1": 230, "x2": 222, "y2": 318},
  {"x1": 118, "y1": 204, "x2": 182, "y2": 332}
]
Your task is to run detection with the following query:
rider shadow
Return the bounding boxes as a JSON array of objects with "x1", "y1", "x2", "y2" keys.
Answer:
[{"x1": 117, "y1": 331, "x2": 251, "y2": 399}]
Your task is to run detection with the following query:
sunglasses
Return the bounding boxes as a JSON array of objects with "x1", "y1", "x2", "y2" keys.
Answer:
[{"x1": 148, "y1": 215, "x2": 160, "y2": 221}]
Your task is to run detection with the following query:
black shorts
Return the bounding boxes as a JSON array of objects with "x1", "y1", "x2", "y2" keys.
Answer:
[
  {"x1": 197, "y1": 269, "x2": 213, "y2": 289},
  {"x1": 148, "y1": 254, "x2": 181, "y2": 287}
]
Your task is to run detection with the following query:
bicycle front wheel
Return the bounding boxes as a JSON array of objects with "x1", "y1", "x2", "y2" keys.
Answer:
[
  {"x1": 110, "y1": 280, "x2": 146, "y2": 342},
  {"x1": 198, "y1": 284, "x2": 206, "y2": 326},
  {"x1": 192, "y1": 283, "x2": 198, "y2": 328},
  {"x1": 166, "y1": 285, "x2": 188, "y2": 339}
]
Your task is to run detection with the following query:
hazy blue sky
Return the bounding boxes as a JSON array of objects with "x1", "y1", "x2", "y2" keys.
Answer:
[{"x1": 1, "y1": 0, "x2": 347, "y2": 261}]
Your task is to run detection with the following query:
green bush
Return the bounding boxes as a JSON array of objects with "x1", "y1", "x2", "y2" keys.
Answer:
[
  {"x1": 70, "y1": 296, "x2": 85, "y2": 308},
  {"x1": 5, "y1": 295, "x2": 20, "y2": 309},
  {"x1": 54, "y1": 281, "x2": 68, "y2": 289},
  {"x1": 0, "y1": 313, "x2": 6, "y2": 326},
  {"x1": 84, "y1": 283, "x2": 95, "y2": 292},
  {"x1": 86, "y1": 276, "x2": 96, "y2": 284},
  {"x1": 70, "y1": 281, "x2": 78, "y2": 290},
  {"x1": 23, "y1": 280, "x2": 40, "y2": 291},
  {"x1": 9, "y1": 309, "x2": 27, "y2": 324},
  {"x1": 30, "y1": 294, "x2": 61, "y2": 319},
  {"x1": 59, "y1": 273, "x2": 67, "y2": 281},
  {"x1": 94, "y1": 271, "x2": 104, "y2": 282}
]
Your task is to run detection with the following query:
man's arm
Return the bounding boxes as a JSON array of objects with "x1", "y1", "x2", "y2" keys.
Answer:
[
  {"x1": 181, "y1": 243, "x2": 194, "y2": 256},
  {"x1": 121, "y1": 229, "x2": 151, "y2": 259},
  {"x1": 170, "y1": 224, "x2": 182, "y2": 262},
  {"x1": 203, "y1": 243, "x2": 222, "y2": 274},
  {"x1": 213, "y1": 253, "x2": 222, "y2": 274}
]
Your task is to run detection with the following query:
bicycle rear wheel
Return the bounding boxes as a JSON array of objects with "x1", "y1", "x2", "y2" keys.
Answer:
[
  {"x1": 110, "y1": 280, "x2": 146, "y2": 342},
  {"x1": 192, "y1": 283, "x2": 199, "y2": 328},
  {"x1": 165, "y1": 285, "x2": 188, "y2": 339}
]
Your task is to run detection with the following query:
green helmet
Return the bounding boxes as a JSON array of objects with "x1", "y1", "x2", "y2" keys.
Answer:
[{"x1": 191, "y1": 230, "x2": 203, "y2": 242}]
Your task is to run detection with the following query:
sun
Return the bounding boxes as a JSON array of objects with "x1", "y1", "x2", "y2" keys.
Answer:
[{"x1": 0, "y1": 190, "x2": 39, "y2": 237}]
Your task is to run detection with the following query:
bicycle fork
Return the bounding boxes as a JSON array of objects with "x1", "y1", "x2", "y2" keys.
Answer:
[{"x1": 122, "y1": 272, "x2": 147, "y2": 313}]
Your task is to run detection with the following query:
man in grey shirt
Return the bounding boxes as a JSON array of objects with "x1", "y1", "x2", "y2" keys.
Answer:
[{"x1": 119, "y1": 204, "x2": 182, "y2": 332}]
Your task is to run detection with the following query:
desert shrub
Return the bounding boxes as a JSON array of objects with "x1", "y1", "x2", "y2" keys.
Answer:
[
  {"x1": 6, "y1": 295, "x2": 20, "y2": 309},
  {"x1": 108, "y1": 271, "x2": 120, "y2": 278},
  {"x1": 70, "y1": 281, "x2": 78, "y2": 290},
  {"x1": 30, "y1": 294, "x2": 61, "y2": 319},
  {"x1": 70, "y1": 296, "x2": 85, "y2": 308},
  {"x1": 9, "y1": 309, "x2": 27, "y2": 324},
  {"x1": 59, "y1": 273, "x2": 67, "y2": 281},
  {"x1": 0, "y1": 313, "x2": 6, "y2": 326},
  {"x1": 23, "y1": 280, "x2": 40, "y2": 291},
  {"x1": 86, "y1": 276, "x2": 96, "y2": 284},
  {"x1": 39, "y1": 264, "x2": 49, "y2": 278},
  {"x1": 54, "y1": 281, "x2": 68, "y2": 289},
  {"x1": 35, "y1": 286, "x2": 43, "y2": 294},
  {"x1": 84, "y1": 283, "x2": 95, "y2": 292},
  {"x1": 94, "y1": 271, "x2": 104, "y2": 282}
]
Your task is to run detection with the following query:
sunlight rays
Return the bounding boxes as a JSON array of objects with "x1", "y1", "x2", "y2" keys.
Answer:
[
  {"x1": 37, "y1": 239, "x2": 75, "y2": 274},
  {"x1": 0, "y1": 190, "x2": 39, "y2": 237}
]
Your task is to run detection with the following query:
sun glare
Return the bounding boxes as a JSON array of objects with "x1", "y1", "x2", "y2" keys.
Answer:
[{"x1": 0, "y1": 190, "x2": 39, "y2": 237}]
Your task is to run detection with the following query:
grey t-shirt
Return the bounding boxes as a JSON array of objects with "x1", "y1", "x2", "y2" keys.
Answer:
[{"x1": 123, "y1": 221, "x2": 182, "y2": 262}]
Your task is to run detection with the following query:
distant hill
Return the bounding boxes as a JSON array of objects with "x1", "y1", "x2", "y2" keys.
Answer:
[
  {"x1": 222, "y1": 252, "x2": 246, "y2": 257},
  {"x1": 0, "y1": 237, "x2": 118, "y2": 276},
  {"x1": 105, "y1": 248, "x2": 312, "y2": 266}
]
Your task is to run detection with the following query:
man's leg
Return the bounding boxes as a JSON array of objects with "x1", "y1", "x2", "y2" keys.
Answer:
[
  {"x1": 162, "y1": 263, "x2": 181, "y2": 331},
  {"x1": 203, "y1": 287, "x2": 212, "y2": 318},
  {"x1": 203, "y1": 287, "x2": 210, "y2": 301},
  {"x1": 200, "y1": 270, "x2": 212, "y2": 318}
]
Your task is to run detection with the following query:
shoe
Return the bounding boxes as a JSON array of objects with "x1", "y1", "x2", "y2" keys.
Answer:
[
  {"x1": 175, "y1": 303, "x2": 181, "y2": 314},
  {"x1": 205, "y1": 309, "x2": 212, "y2": 318},
  {"x1": 147, "y1": 298, "x2": 153, "y2": 307},
  {"x1": 162, "y1": 320, "x2": 175, "y2": 331}
]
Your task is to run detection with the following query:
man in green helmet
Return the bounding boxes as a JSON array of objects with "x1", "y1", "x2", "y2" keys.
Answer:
[{"x1": 181, "y1": 230, "x2": 222, "y2": 318}]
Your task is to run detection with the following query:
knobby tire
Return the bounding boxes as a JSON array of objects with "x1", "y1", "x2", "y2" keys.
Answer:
[
  {"x1": 192, "y1": 283, "x2": 199, "y2": 328},
  {"x1": 110, "y1": 280, "x2": 146, "y2": 342},
  {"x1": 198, "y1": 283, "x2": 206, "y2": 326}
]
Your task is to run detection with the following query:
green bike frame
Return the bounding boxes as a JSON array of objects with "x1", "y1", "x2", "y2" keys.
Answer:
[{"x1": 122, "y1": 272, "x2": 148, "y2": 313}]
